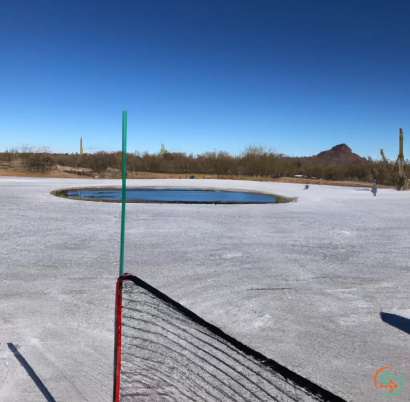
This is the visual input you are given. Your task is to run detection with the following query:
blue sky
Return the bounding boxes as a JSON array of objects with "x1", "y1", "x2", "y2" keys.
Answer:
[{"x1": 1, "y1": 0, "x2": 409, "y2": 159}]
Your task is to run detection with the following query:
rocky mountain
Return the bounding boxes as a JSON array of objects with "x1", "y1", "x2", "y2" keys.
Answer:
[{"x1": 313, "y1": 144, "x2": 366, "y2": 164}]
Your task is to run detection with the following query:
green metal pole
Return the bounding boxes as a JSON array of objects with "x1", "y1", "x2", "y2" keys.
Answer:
[{"x1": 119, "y1": 111, "x2": 127, "y2": 276}]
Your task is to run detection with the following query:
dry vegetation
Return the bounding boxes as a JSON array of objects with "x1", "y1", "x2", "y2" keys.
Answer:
[{"x1": 0, "y1": 144, "x2": 403, "y2": 188}]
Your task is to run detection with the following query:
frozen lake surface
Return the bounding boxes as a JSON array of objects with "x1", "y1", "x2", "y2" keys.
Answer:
[
  {"x1": 1, "y1": 177, "x2": 410, "y2": 401},
  {"x1": 66, "y1": 188, "x2": 276, "y2": 203}
]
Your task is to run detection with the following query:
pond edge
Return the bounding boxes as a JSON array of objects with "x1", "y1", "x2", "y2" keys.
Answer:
[{"x1": 50, "y1": 186, "x2": 297, "y2": 204}]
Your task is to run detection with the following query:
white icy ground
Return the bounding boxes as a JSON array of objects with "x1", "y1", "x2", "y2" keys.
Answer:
[{"x1": 0, "y1": 177, "x2": 409, "y2": 402}]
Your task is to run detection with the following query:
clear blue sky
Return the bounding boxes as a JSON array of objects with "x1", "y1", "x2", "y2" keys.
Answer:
[{"x1": 1, "y1": 0, "x2": 409, "y2": 159}]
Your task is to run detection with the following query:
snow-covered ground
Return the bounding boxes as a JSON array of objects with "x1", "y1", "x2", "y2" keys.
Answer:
[{"x1": 0, "y1": 177, "x2": 409, "y2": 402}]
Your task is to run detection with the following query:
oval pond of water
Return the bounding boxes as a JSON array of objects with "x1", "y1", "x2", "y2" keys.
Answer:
[{"x1": 67, "y1": 189, "x2": 275, "y2": 203}]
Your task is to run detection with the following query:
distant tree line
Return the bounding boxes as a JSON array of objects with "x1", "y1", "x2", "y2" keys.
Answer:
[
  {"x1": 0, "y1": 144, "x2": 407, "y2": 186},
  {"x1": 0, "y1": 145, "x2": 55, "y2": 173}
]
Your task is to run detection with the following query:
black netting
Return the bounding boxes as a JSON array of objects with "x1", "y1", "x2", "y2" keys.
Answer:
[{"x1": 116, "y1": 276, "x2": 345, "y2": 402}]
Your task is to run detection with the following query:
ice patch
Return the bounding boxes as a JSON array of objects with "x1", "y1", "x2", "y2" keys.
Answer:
[
  {"x1": 325, "y1": 288, "x2": 357, "y2": 292},
  {"x1": 253, "y1": 314, "x2": 273, "y2": 328},
  {"x1": 29, "y1": 338, "x2": 41, "y2": 346},
  {"x1": 222, "y1": 252, "x2": 243, "y2": 259}
]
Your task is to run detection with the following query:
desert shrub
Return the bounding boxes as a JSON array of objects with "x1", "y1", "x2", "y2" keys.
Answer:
[
  {"x1": 22, "y1": 153, "x2": 55, "y2": 172},
  {"x1": 0, "y1": 148, "x2": 20, "y2": 162},
  {"x1": 66, "y1": 169, "x2": 94, "y2": 177}
]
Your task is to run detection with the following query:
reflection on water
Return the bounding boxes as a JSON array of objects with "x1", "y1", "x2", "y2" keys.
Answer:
[{"x1": 67, "y1": 189, "x2": 275, "y2": 203}]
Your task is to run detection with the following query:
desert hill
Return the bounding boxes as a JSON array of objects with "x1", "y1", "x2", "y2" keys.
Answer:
[{"x1": 312, "y1": 144, "x2": 366, "y2": 164}]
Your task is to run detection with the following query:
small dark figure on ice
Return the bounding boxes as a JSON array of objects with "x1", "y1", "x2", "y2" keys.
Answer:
[
  {"x1": 304, "y1": 184, "x2": 309, "y2": 190},
  {"x1": 371, "y1": 180, "x2": 377, "y2": 196}
]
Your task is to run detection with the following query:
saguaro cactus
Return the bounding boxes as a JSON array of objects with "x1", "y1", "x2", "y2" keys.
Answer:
[
  {"x1": 396, "y1": 128, "x2": 408, "y2": 190},
  {"x1": 398, "y1": 128, "x2": 404, "y2": 176}
]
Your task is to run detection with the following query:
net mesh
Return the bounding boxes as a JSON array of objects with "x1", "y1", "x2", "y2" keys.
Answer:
[{"x1": 115, "y1": 276, "x2": 345, "y2": 402}]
